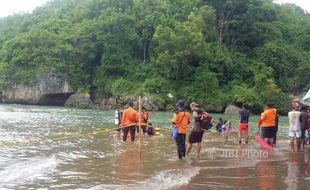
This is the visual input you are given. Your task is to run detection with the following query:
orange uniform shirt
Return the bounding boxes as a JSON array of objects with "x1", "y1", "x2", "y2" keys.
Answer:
[
  {"x1": 138, "y1": 111, "x2": 148, "y2": 123},
  {"x1": 172, "y1": 111, "x2": 191, "y2": 134},
  {"x1": 261, "y1": 108, "x2": 277, "y2": 127},
  {"x1": 121, "y1": 107, "x2": 138, "y2": 126}
]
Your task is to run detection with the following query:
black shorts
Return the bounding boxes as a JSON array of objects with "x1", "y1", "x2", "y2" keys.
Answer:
[
  {"x1": 189, "y1": 131, "x2": 204, "y2": 144},
  {"x1": 301, "y1": 129, "x2": 307, "y2": 138},
  {"x1": 261, "y1": 127, "x2": 275, "y2": 139}
]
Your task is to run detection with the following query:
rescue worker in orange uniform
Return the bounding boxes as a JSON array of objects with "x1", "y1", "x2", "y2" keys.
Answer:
[{"x1": 121, "y1": 101, "x2": 138, "y2": 142}]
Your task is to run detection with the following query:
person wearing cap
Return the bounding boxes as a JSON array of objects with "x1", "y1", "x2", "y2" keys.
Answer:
[
  {"x1": 120, "y1": 101, "x2": 138, "y2": 142},
  {"x1": 172, "y1": 100, "x2": 191, "y2": 159},
  {"x1": 176, "y1": 99, "x2": 186, "y2": 111},
  {"x1": 260, "y1": 103, "x2": 277, "y2": 147},
  {"x1": 186, "y1": 102, "x2": 205, "y2": 158}
]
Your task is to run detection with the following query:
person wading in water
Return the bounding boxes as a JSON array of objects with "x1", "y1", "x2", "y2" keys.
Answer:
[
  {"x1": 288, "y1": 106, "x2": 302, "y2": 152},
  {"x1": 238, "y1": 105, "x2": 250, "y2": 144},
  {"x1": 172, "y1": 100, "x2": 190, "y2": 159},
  {"x1": 299, "y1": 106, "x2": 309, "y2": 150},
  {"x1": 260, "y1": 103, "x2": 277, "y2": 147},
  {"x1": 186, "y1": 102, "x2": 206, "y2": 158},
  {"x1": 120, "y1": 101, "x2": 138, "y2": 142}
]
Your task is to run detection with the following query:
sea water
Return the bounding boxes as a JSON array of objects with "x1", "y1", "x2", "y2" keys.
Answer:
[{"x1": 0, "y1": 104, "x2": 309, "y2": 190}]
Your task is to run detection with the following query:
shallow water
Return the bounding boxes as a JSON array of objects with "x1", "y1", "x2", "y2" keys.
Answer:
[{"x1": 0, "y1": 104, "x2": 309, "y2": 190}]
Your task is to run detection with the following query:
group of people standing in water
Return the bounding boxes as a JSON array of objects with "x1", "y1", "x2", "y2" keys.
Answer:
[
  {"x1": 115, "y1": 101, "x2": 155, "y2": 142},
  {"x1": 171, "y1": 99, "x2": 310, "y2": 159},
  {"x1": 288, "y1": 104, "x2": 310, "y2": 152},
  {"x1": 172, "y1": 99, "x2": 234, "y2": 159},
  {"x1": 115, "y1": 99, "x2": 310, "y2": 159}
]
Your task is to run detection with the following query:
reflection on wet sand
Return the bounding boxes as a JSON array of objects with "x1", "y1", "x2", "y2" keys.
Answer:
[
  {"x1": 116, "y1": 144, "x2": 142, "y2": 184},
  {"x1": 305, "y1": 149, "x2": 310, "y2": 178},
  {"x1": 285, "y1": 148, "x2": 310, "y2": 190},
  {"x1": 257, "y1": 161, "x2": 276, "y2": 190}
]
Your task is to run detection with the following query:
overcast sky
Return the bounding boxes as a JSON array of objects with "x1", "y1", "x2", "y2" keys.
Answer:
[
  {"x1": 0, "y1": 0, "x2": 49, "y2": 18},
  {"x1": 0, "y1": 0, "x2": 309, "y2": 18},
  {"x1": 274, "y1": 0, "x2": 310, "y2": 12}
]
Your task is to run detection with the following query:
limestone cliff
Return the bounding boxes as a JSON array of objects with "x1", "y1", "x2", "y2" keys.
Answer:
[{"x1": 0, "y1": 73, "x2": 74, "y2": 106}]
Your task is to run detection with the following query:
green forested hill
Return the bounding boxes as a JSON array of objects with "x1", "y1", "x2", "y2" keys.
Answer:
[{"x1": 0, "y1": 0, "x2": 309, "y2": 112}]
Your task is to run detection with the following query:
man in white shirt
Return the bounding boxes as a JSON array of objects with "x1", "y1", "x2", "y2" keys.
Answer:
[{"x1": 288, "y1": 107, "x2": 301, "y2": 152}]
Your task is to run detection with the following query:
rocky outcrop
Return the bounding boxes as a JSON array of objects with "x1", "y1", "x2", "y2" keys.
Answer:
[
  {"x1": 204, "y1": 105, "x2": 225, "y2": 113},
  {"x1": 224, "y1": 105, "x2": 242, "y2": 115},
  {"x1": 139, "y1": 97, "x2": 165, "y2": 111},
  {"x1": 65, "y1": 96, "x2": 166, "y2": 111},
  {"x1": 0, "y1": 72, "x2": 74, "y2": 106},
  {"x1": 99, "y1": 97, "x2": 118, "y2": 109},
  {"x1": 65, "y1": 94, "x2": 93, "y2": 108}
]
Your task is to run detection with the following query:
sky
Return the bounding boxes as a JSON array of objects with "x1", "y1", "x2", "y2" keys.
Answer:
[
  {"x1": 0, "y1": 0, "x2": 309, "y2": 18},
  {"x1": 0, "y1": 0, "x2": 49, "y2": 18},
  {"x1": 274, "y1": 0, "x2": 310, "y2": 12}
]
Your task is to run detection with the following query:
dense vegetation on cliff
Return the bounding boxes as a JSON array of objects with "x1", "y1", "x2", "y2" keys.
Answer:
[{"x1": 0, "y1": 0, "x2": 309, "y2": 112}]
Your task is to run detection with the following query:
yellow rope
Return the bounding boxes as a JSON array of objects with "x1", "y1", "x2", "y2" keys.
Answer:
[
  {"x1": 0, "y1": 127, "x2": 117, "y2": 148},
  {"x1": 119, "y1": 122, "x2": 149, "y2": 129}
]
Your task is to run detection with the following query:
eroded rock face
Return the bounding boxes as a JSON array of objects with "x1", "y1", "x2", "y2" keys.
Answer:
[
  {"x1": 65, "y1": 94, "x2": 93, "y2": 108},
  {"x1": 224, "y1": 105, "x2": 242, "y2": 115},
  {"x1": 0, "y1": 73, "x2": 74, "y2": 106},
  {"x1": 93, "y1": 96, "x2": 166, "y2": 111},
  {"x1": 204, "y1": 105, "x2": 225, "y2": 113}
]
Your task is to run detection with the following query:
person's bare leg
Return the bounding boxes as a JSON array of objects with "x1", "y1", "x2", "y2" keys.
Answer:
[
  {"x1": 196, "y1": 143, "x2": 201, "y2": 158},
  {"x1": 301, "y1": 138, "x2": 305, "y2": 151},
  {"x1": 186, "y1": 143, "x2": 192, "y2": 156},
  {"x1": 269, "y1": 138, "x2": 274, "y2": 147},
  {"x1": 290, "y1": 137, "x2": 295, "y2": 152},
  {"x1": 296, "y1": 137, "x2": 301, "y2": 152},
  {"x1": 245, "y1": 132, "x2": 248, "y2": 144},
  {"x1": 238, "y1": 131, "x2": 241, "y2": 144}
]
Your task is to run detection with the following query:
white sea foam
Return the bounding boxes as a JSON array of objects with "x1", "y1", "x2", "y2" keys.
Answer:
[
  {"x1": 136, "y1": 167, "x2": 200, "y2": 189},
  {"x1": 58, "y1": 151, "x2": 89, "y2": 161},
  {"x1": 0, "y1": 156, "x2": 58, "y2": 184},
  {"x1": 91, "y1": 167, "x2": 200, "y2": 190}
]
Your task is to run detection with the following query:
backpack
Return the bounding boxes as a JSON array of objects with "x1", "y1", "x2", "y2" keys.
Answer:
[
  {"x1": 196, "y1": 109, "x2": 212, "y2": 130},
  {"x1": 200, "y1": 116, "x2": 213, "y2": 130},
  {"x1": 147, "y1": 127, "x2": 154, "y2": 135}
]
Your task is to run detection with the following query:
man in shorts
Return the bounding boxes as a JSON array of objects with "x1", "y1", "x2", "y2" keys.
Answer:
[
  {"x1": 299, "y1": 106, "x2": 309, "y2": 150},
  {"x1": 288, "y1": 107, "x2": 301, "y2": 152},
  {"x1": 260, "y1": 103, "x2": 277, "y2": 147},
  {"x1": 186, "y1": 102, "x2": 205, "y2": 158},
  {"x1": 238, "y1": 105, "x2": 250, "y2": 144}
]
